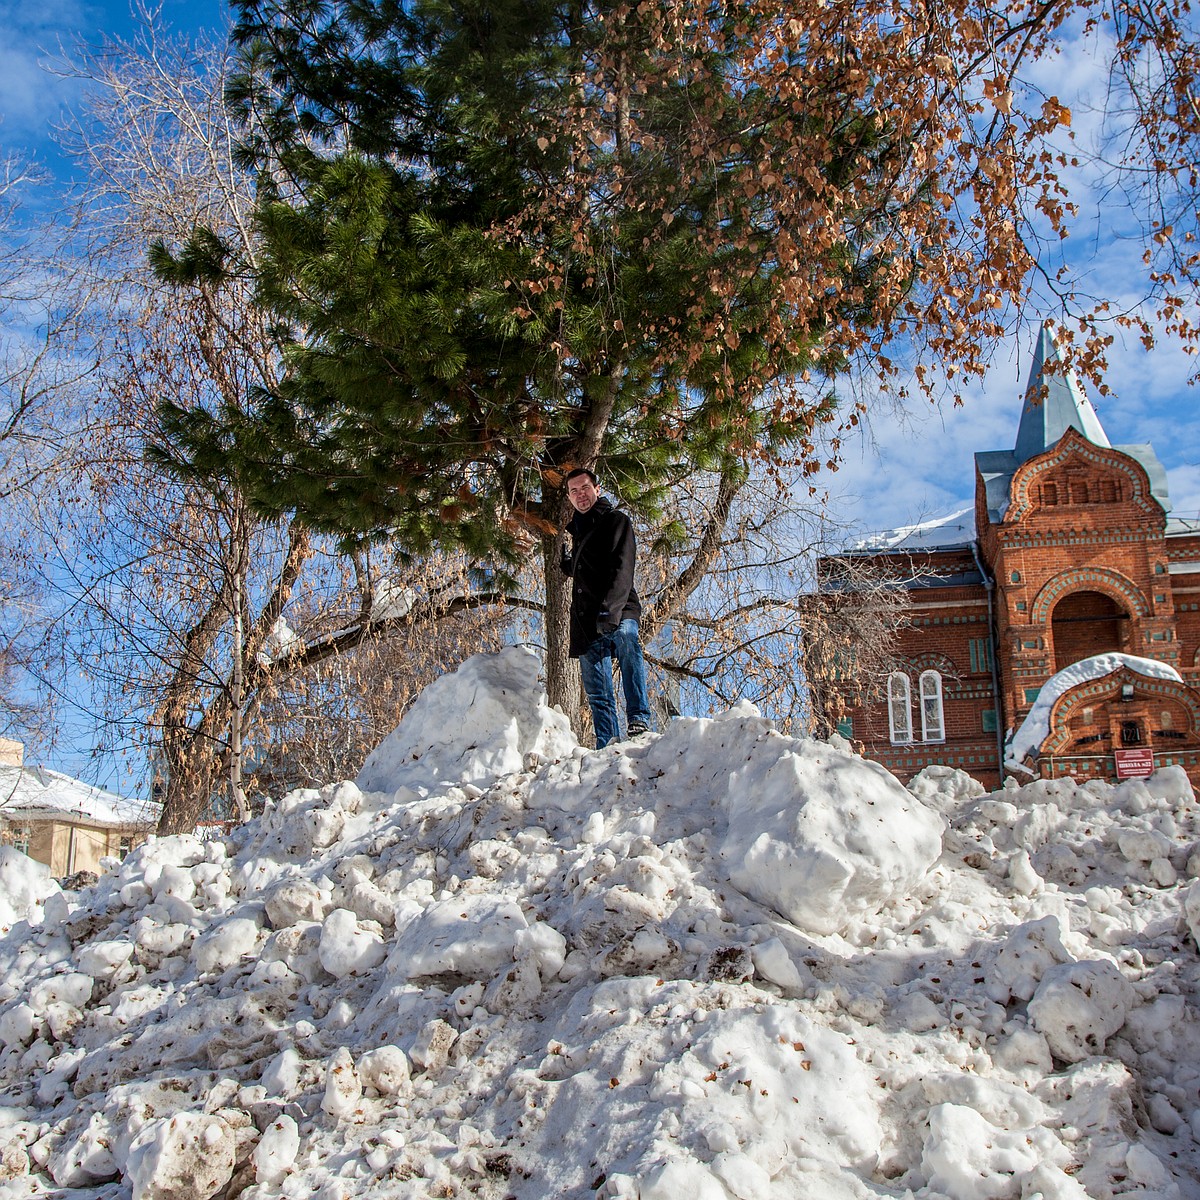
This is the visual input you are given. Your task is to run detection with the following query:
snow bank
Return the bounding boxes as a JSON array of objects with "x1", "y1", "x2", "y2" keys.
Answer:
[
  {"x1": 356, "y1": 644, "x2": 575, "y2": 793},
  {"x1": 720, "y1": 727, "x2": 943, "y2": 934},
  {"x1": 1, "y1": 650, "x2": 1199, "y2": 1199},
  {"x1": 0, "y1": 845, "x2": 62, "y2": 928}
]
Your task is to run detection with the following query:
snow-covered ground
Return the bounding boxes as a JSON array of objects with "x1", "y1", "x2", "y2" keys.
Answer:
[{"x1": 1, "y1": 645, "x2": 1199, "y2": 1199}]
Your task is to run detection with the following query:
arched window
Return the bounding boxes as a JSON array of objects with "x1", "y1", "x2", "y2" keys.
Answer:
[
  {"x1": 919, "y1": 670, "x2": 945, "y2": 743},
  {"x1": 888, "y1": 673, "x2": 913, "y2": 744}
]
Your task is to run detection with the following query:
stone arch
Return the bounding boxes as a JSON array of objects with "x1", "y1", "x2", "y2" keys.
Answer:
[
  {"x1": 1030, "y1": 567, "x2": 1150, "y2": 628},
  {"x1": 1041, "y1": 667, "x2": 1200, "y2": 757}
]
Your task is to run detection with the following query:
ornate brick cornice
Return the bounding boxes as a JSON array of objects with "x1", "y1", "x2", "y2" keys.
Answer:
[
  {"x1": 1040, "y1": 666, "x2": 1200, "y2": 755},
  {"x1": 1007, "y1": 427, "x2": 1163, "y2": 525}
]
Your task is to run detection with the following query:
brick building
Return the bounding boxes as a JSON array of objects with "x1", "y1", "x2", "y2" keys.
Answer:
[{"x1": 814, "y1": 328, "x2": 1200, "y2": 790}]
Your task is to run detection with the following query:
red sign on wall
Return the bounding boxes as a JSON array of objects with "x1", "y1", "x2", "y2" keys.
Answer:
[{"x1": 1114, "y1": 747, "x2": 1155, "y2": 779}]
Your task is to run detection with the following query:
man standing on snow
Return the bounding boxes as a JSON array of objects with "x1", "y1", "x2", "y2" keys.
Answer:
[{"x1": 560, "y1": 467, "x2": 655, "y2": 748}]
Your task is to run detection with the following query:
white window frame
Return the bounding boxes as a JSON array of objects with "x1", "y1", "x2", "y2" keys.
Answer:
[
  {"x1": 888, "y1": 672, "x2": 913, "y2": 744},
  {"x1": 919, "y1": 670, "x2": 945, "y2": 743}
]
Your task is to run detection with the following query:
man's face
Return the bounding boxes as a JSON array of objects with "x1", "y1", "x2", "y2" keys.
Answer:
[{"x1": 567, "y1": 474, "x2": 599, "y2": 513}]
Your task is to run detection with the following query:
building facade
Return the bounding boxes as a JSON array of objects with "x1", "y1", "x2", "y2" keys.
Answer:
[
  {"x1": 0, "y1": 747, "x2": 157, "y2": 879},
  {"x1": 816, "y1": 328, "x2": 1200, "y2": 790}
]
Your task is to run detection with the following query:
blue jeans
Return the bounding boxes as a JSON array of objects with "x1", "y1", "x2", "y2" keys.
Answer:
[{"x1": 580, "y1": 618, "x2": 654, "y2": 748}]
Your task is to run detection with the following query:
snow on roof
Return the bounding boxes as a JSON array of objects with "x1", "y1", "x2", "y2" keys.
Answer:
[
  {"x1": 850, "y1": 506, "x2": 976, "y2": 552},
  {"x1": 1006, "y1": 652, "x2": 1183, "y2": 768},
  {"x1": 0, "y1": 763, "x2": 157, "y2": 829}
]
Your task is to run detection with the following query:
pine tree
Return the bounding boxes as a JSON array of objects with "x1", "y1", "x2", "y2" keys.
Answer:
[{"x1": 152, "y1": 0, "x2": 920, "y2": 713}]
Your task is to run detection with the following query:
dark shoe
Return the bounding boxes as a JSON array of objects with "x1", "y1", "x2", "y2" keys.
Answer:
[{"x1": 627, "y1": 722, "x2": 650, "y2": 737}]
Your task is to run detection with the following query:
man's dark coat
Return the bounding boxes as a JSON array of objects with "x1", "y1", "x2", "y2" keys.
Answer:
[{"x1": 561, "y1": 497, "x2": 643, "y2": 658}]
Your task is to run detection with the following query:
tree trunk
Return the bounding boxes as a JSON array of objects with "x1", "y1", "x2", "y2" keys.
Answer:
[{"x1": 542, "y1": 532, "x2": 582, "y2": 733}]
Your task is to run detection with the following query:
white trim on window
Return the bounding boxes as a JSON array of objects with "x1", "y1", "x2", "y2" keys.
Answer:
[
  {"x1": 919, "y1": 670, "x2": 945, "y2": 743},
  {"x1": 888, "y1": 672, "x2": 913, "y2": 744}
]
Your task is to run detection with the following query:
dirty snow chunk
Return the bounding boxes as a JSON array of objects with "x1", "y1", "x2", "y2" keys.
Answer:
[
  {"x1": 639, "y1": 1159, "x2": 730, "y2": 1200},
  {"x1": 1124, "y1": 1141, "x2": 1178, "y2": 1192},
  {"x1": 1117, "y1": 827, "x2": 1175, "y2": 863},
  {"x1": 152, "y1": 865, "x2": 195, "y2": 904},
  {"x1": 524, "y1": 999, "x2": 882, "y2": 1181},
  {"x1": 125, "y1": 1111, "x2": 235, "y2": 1200},
  {"x1": 0, "y1": 1140, "x2": 30, "y2": 1183},
  {"x1": 318, "y1": 908, "x2": 386, "y2": 978},
  {"x1": 1185, "y1": 881, "x2": 1200, "y2": 950},
  {"x1": 1027, "y1": 958, "x2": 1134, "y2": 1063},
  {"x1": 907, "y1": 764, "x2": 986, "y2": 815},
  {"x1": 750, "y1": 937, "x2": 810, "y2": 994},
  {"x1": 992, "y1": 1024, "x2": 1053, "y2": 1077},
  {"x1": 30, "y1": 973, "x2": 92, "y2": 1013},
  {"x1": 391, "y1": 894, "x2": 528, "y2": 981},
  {"x1": 48, "y1": 1109, "x2": 118, "y2": 1187},
  {"x1": 253, "y1": 1114, "x2": 300, "y2": 1186},
  {"x1": 1022, "y1": 1164, "x2": 1091, "y2": 1200},
  {"x1": 1008, "y1": 849, "x2": 1042, "y2": 896},
  {"x1": 261, "y1": 1048, "x2": 303, "y2": 1098},
  {"x1": 265, "y1": 878, "x2": 328, "y2": 928},
  {"x1": 0, "y1": 845, "x2": 61, "y2": 926},
  {"x1": 76, "y1": 939, "x2": 135, "y2": 980},
  {"x1": 191, "y1": 916, "x2": 261, "y2": 974},
  {"x1": 720, "y1": 734, "x2": 943, "y2": 935},
  {"x1": 892, "y1": 992, "x2": 945, "y2": 1032},
  {"x1": 356, "y1": 646, "x2": 576, "y2": 793},
  {"x1": 410, "y1": 1019, "x2": 457, "y2": 1075},
  {"x1": 710, "y1": 1152, "x2": 773, "y2": 1200},
  {"x1": 0, "y1": 1002, "x2": 36, "y2": 1047},
  {"x1": 358, "y1": 1046, "x2": 411, "y2": 1096},
  {"x1": 514, "y1": 920, "x2": 567, "y2": 979},
  {"x1": 922, "y1": 1103, "x2": 1064, "y2": 1200},
  {"x1": 986, "y1": 916, "x2": 1073, "y2": 1005},
  {"x1": 322, "y1": 1048, "x2": 362, "y2": 1120}
]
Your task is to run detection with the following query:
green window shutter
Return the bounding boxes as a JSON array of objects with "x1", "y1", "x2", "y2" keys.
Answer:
[{"x1": 969, "y1": 637, "x2": 993, "y2": 674}]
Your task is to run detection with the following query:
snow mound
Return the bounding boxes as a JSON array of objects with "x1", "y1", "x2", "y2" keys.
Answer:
[
  {"x1": 528, "y1": 703, "x2": 943, "y2": 936},
  {"x1": 0, "y1": 846, "x2": 62, "y2": 928},
  {"x1": 356, "y1": 644, "x2": 575, "y2": 793},
  {"x1": 1, "y1": 650, "x2": 1199, "y2": 1198},
  {"x1": 719, "y1": 725, "x2": 944, "y2": 935}
]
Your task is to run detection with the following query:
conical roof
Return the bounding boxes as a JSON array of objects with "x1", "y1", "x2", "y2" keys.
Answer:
[
  {"x1": 1013, "y1": 326, "x2": 1110, "y2": 463},
  {"x1": 974, "y1": 327, "x2": 1170, "y2": 522}
]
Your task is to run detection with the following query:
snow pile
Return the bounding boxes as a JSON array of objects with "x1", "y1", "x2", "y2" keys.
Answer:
[
  {"x1": 357, "y1": 646, "x2": 576, "y2": 793},
  {"x1": 1, "y1": 644, "x2": 1199, "y2": 1199},
  {"x1": 0, "y1": 847, "x2": 62, "y2": 928},
  {"x1": 1007, "y1": 653, "x2": 1185, "y2": 769}
]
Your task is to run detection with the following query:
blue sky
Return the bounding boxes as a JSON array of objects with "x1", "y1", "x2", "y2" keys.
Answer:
[{"x1": 0, "y1": 0, "x2": 230, "y2": 181}]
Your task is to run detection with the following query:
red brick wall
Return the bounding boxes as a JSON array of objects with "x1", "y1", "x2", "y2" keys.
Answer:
[{"x1": 822, "y1": 430, "x2": 1200, "y2": 793}]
